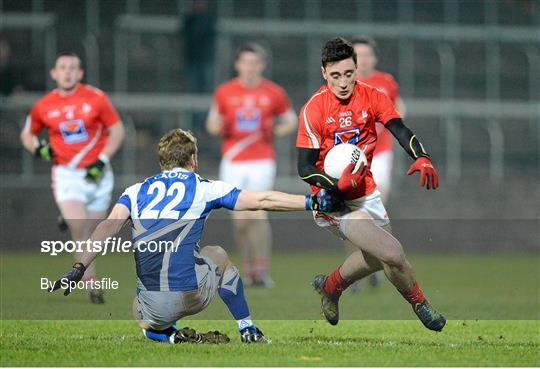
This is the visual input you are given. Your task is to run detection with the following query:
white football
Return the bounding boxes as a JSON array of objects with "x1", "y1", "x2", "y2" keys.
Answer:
[{"x1": 324, "y1": 143, "x2": 367, "y2": 179}]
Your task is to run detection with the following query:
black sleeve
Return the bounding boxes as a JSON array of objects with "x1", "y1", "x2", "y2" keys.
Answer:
[
  {"x1": 297, "y1": 148, "x2": 338, "y2": 191},
  {"x1": 385, "y1": 118, "x2": 430, "y2": 160}
]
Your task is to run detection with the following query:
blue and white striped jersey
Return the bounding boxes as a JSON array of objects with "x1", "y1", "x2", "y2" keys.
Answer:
[{"x1": 117, "y1": 167, "x2": 240, "y2": 291}]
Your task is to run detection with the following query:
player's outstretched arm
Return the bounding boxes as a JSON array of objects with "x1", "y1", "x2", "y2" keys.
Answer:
[
  {"x1": 78, "y1": 204, "x2": 130, "y2": 266},
  {"x1": 234, "y1": 190, "x2": 343, "y2": 212},
  {"x1": 386, "y1": 118, "x2": 439, "y2": 190},
  {"x1": 48, "y1": 204, "x2": 130, "y2": 296}
]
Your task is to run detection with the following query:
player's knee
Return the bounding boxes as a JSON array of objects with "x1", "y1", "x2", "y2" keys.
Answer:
[
  {"x1": 379, "y1": 243, "x2": 406, "y2": 268},
  {"x1": 200, "y1": 245, "x2": 229, "y2": 269}
]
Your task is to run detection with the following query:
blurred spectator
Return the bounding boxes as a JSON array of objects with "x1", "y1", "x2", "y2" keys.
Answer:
[
  {"x1": 0, "y1": 36, "x2": 24, "y2": 96},
  {"x1": 183, "y1": 0, "x2": 216, "y2": 93}
]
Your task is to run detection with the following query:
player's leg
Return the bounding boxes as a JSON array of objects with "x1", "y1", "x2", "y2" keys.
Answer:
[
  {"x1": 131, "y1": 297, "x2": 177, "y2": 343},
  {"x1": 234, "y1": 210, "x2": 273, "y2": 287},
  {"x1": 343, "y1": 239, "x2": 371, "y2": 293},
  {"x1": 132, "y1": 296, "x2": 211, "y2": 344},
  {"x1": 53, "y1": 166, "x2": 101, "y2": 300},
  {"x1": 340, "y1": 248, "x2": 383, "y2": 283},
  {"x1": 240, "y1": 160, "x2": 276, "y2": 287},
  {"x1": 219, "y1": 160, "x2": 256, "y2": 282},
  {"x1": 56, "y1": 200, "x2": 99, "y2": 278},
  {"x1": 362, "y1": 151, "x2": 393, "y2": 286},
  {"x1": 331, "y1": 214, "x2": 445, "y2": 331},
  {"x1": 80, "y1": 169, "x2": 114, "y2": 303},
  {"x1": 230, "y1": 212, "x2": 254, "y2": 281},
  {"x1": 200, "y1": 245, "x2": 269, "y2": 343}
]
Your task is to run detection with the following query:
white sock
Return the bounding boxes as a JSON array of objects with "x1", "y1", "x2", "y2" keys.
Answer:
[{"x1": 237, "y1": 317, "x2": 253, "y2": 330}]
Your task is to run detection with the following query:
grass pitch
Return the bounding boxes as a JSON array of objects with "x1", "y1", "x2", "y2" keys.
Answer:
[
  {"x1": 1, "y1": 251, "x2": 539, "y2": 366},
  {"x1": 2, "y1": 320, "x2": 538, "y2": 366}
]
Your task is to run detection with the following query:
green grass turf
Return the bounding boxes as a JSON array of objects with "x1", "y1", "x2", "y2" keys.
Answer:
[
  {"x1": 1, "y1": 251, "x2": 539, "y2": 366},
  {"x1": 1, "y1": 320, "x2": 538, "y2": 366}
]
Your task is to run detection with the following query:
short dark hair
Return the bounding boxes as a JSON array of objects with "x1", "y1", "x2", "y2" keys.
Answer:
[
  {"x1": 321, "y1": 37, "x2": 356, "y2": 68},
  {"x1": 350, "y1": 35, "x2": 379, "y2": 56},
  {"x1": 54, "y1": 52, "x2": 83, "y2": 69},
  {"x1": 235, "y1": 42, "x2": 267, "y2": 62}
]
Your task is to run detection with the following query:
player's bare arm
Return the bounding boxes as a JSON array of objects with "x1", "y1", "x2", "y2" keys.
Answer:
[
  {"x1": 20, "y1": 128, "x2": 42, "y2": 155},
  {"x1": 385, "y1": 118, "x2": 439, "y2": 189},
  {"x1": 273, "y1": 109, "x2": 298, "y2": 137},
  {"x1": 206, "y1": 102, "x2": 223, "y2": 136},
  {"x1": 101, "y1": 122, "x2": 125, "y2": 160},
  {"x1": 234, "y1": 189, "x2": 344, "y2": 213},
  {"x1": 48, "y1": 203, "x2": 130, "y2": 295},
  {"x1": 395, "y1": 97, "x2": 407, "y2": 118},
  {"x1": 85, "y1": 121, "x2": 125, "y2": 182},
  {"x1": 20, "y1": 126, "x2": 54, "y2": 162}
]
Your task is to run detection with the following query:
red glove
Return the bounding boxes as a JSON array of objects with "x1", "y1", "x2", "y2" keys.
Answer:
[
  {"x1": 337, "y1": 162, "x2": 367, "y2": 200},
  {"x1": 407, "y1": 157, "x2": 439, "y2": 190}
]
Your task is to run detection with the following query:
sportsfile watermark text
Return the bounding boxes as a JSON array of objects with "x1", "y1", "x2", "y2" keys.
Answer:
[
  {"x1": 40, "y1": 278, "x2": 119, "y2": 291},
  {"x1": 41, "y1": 237, "x2": 179, "y2": 256}
]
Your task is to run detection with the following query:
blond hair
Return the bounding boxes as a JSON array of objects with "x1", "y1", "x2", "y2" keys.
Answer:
[{"x1": 157, "y1": 129, "x2": 197, "y2": 170}]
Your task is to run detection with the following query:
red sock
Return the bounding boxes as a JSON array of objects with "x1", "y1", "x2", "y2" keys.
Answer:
[
  {"x1": 399, "y1": 281, "x2": 426, "y2": 305},
  {"x1": 253, "y1": 258, "x2": 269, "y2": 280},
  {"x1": 242, "y1": 261, "x2": 254, "y2": 280},
  {"x1": 324, "y1": 266, "x2": 351, "y2": 298}
]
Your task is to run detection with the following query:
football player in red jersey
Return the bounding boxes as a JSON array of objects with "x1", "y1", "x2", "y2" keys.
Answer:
[
  {"x1": 352, "y1": 35, "x2": 406, "y2": 204},
  {"x1": 296, "y1": 38, "x2": 445, "y2": 331},
  {"x1": 20, "y1": 53, "x2": 125, "y2": 303},
  {"x1": 349, "y1": 36, "x2": 407, "y2": 289},
  {"x1": 206, "y1": 43, "x2": 297, "y2": 287}
]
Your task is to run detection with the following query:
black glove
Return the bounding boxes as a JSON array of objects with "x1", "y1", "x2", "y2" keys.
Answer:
[
  {"x1": 306, "y1": 189, "x2": 345, "y2": 212},
  {"x1": 85, "y1": 159, "x2": 106, "y2": 182},
  {"x1": 48, "y1": 262, "x2": 86, "y2": 296},
  {"x1": 34, "y1": 141, "x2": 54, "y2": 161}
]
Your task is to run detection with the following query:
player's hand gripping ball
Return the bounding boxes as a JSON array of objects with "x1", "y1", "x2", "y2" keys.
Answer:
[
  {"x1": 323, "y1": 143, "x2": 367, "y2": 179},
  {"x1": 324, "y1": 144, "x2": 368, "y2": 199}
]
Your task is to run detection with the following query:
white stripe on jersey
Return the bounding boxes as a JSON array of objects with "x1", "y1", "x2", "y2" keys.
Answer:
[
  {"x1": 159, "y1": 220, "x2": 195, "y2": 290},
  {"x1": 67, "y1": 124, "x2": 103, "y2": 169},
  {"x1": 221, "y1": 132, "x2": 263, "y2": 162},
  {"x1": 302, "y1": 88, "x2": 328, "y2": 149}
]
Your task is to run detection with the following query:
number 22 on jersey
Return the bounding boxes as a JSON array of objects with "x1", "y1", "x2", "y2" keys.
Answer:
[{"x1": 140, "y1": 181, "x2": 186, "y2": 220}]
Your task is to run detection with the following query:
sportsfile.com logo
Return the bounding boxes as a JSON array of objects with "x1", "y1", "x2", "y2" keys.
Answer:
[{"x1": 40, "y1": 237, "x2": 181, "y2": 256}]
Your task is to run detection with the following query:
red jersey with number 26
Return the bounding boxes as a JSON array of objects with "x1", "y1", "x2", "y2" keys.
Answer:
[
  {"x1": 27, "y1": 83, "x2": 120, "y2": 169},
  {"x1": 357, "y1": 70, "x2": 400, "y2": 155},
  {"x1": 296, "y1": 82, "x2": 401, "y2": 198}
]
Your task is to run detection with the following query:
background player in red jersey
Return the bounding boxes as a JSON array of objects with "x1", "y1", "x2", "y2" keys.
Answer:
[
  {"x1": 352, "y1": 35, "x2": 406, "y2": 204},
  {"x1": 20, "y1": 53, "x2": 125, "y2": 303},
  {"x1": 349, "y1": 36, "x2": 407, "y2": 289},
  {"x1": 296, "y1": 37, "x2": 445, "y2": 331},
  {"x1": 206, "y1": 43, "x2": 297, "y2": 287}
]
